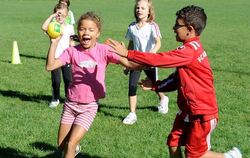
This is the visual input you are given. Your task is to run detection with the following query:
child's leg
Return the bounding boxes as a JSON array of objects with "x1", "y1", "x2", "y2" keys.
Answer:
[
  {"x1": 157, "y1": 91, "x2": 169, "y2": 114},
  {"x1": 63, "y1": 102, "x2": 98, "y2": 157},
  {"x1": 58, "y1": 123, "x2": 72, "y2": 150},
  {"x1": 185, "y1": 118, "x2": 219, "y2": 158},
  {"x1": 129, "y1": 95, "x2": 137, "y2": 112},
  {"x1": 167, "y1": 113, "x2": 188, "y2": 158},
  {"x1": 157, "y1": 92, "x2": 166, "y2": 100},
  {"x1": 64, "y1": 125, "x2": 87, "y2": 158},
  {"x1": 123, "y1": 70, "x2": 141, "y2": 125},
  {"x1": 61, "y1": 64, "x2": 72, "y2": 98},
  {"x1": 201, "y1": 147, "x2": 242, "y2": 158},
  {"x1": 128, "y1": 70, "x2": 141, "y2": 112},
  {"x1": 200, "y1": 151, "x2": 225, "y2": 158},
  {"x1": 183, "y1": 117, "x2": 242, "y2": 158},
  {"x1": 58, "y1": 101, "x2": 75, "y2": 151},
  {"x1": 51, "y1": 68, "x2": 61, "y2": 101},
  {"x1": 144, "y1": 67, "x2": 166, "y2": 101},
  {"x1": 144, "y1": 68, "x2": 169, "y2": 113}
]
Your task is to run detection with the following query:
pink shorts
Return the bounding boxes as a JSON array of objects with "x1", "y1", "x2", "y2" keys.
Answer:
[
  {"x1": 61, "y1": 100, "x2": 98, "y2": 131},
  {"x1": 167, "y1": 114, "x2": 217, "y2": 158}
]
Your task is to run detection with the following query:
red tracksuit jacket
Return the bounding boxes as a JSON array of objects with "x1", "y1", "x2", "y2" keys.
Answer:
[{"x1": 127, "y1": 36, "x2": 218, "y2": 120}]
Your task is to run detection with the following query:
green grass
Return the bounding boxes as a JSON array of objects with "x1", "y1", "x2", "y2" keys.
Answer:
[{"x1": 0, "y1": 0, "x2": 249, "y2": 157}]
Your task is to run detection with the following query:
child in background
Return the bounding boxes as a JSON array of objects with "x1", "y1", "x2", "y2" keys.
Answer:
[
  {"x1": 42, "y1": 3, "x2": 75, "y2": 108},
  {"x1": 122, "y1": 0, "x2": 169, "y2": 125},
  {"x1": 46, "y1": 11, "x2": 143, "y2": 158},
  {"x1": 107, "y1": 5, "x2": 242, "y2": 158},
  {"x1": 58, "y1": 0, "x2": 75, "y2": 26}
]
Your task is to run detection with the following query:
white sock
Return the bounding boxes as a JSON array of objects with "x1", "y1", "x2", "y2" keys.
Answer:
[{"x1": 160, "y1": 96, "x2": 168, "y2": 102}]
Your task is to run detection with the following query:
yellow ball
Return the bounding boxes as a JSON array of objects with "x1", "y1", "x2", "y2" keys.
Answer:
[{"x1": 47, "y1": 22, "x2": 63, "y2": 39}]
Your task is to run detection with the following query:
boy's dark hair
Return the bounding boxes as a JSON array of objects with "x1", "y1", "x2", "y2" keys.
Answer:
[{"x1": 176, "y1": 5, "x2": 207, "y2": 36}]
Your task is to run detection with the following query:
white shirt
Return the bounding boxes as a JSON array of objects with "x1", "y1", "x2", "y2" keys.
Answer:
[
  {"x1": 125, "y1": 21, "x2": 161, "y2": 52},
  {"x1": 55, "y1": 24, "x2": 75, "y2": 58}
]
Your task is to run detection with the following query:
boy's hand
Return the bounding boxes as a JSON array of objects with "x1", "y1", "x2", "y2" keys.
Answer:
[
  {"x1": 105, "y1": 38, "x2": 129, "y2": 57},
  {"x1": 138, "y1": 78, "x2": 153, "y2": 90}
]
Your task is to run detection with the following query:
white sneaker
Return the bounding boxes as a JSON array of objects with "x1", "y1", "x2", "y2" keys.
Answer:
[
  {"x1": 49, "y1": 99, "x2": 60, "y2": 108},
  {"x1": 158, "y1": 96, "x2": 169, "y2": 114},
  {"x1": 225, "y1": 147, "x2": 242, "y2": 158},
  {"x1": 123, "y1": 112, "x2": 137, "y2": 125},
  {"x1": 75, "y1": 144, "x2": 81, "y2": 156}
]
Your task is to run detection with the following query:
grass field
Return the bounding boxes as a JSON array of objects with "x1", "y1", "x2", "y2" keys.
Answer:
[{"x1": 0, "y1": 0, "x2": 249, "y2": 157}]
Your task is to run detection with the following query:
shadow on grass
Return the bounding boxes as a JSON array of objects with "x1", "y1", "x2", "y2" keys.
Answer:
[
  {"x1": 20, "y1": 54, "x2": 46, "y2": 60},
  {"x1": 98, "y1": 103, "x2": 158, "y2": 121},
  {"x1": 31, "y1": 142, "x2": 56, "y2": 152},
  {"x1": 0, "y1": 89, "x2": 51, "y2": 103},
  {"x1": 213, "y1": 68, "x2": 250, "y2": 76},
  {"x1": 0, "y1": 54, "x2": 45, "y2": 64},
  {"x1": 99, "y1": 103, "x2": 158, "y2": 111},
  {"x1": 0, "y1": 144, "x2": 103, "y2": 158},
  {"x1": 30, "y1": 142, "x2": 102, "y2": 158},
  {"x1": 0, "y1": 147, "x2": 29, "y2": 158},
  {"x1": 0, "y1": 59, "x2": 11, "y2": 63}
]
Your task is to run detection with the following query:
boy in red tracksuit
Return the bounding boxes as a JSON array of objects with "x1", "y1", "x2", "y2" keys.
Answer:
[{"x1": 108, "y1": 5, "x2": 242, "y2": 158}]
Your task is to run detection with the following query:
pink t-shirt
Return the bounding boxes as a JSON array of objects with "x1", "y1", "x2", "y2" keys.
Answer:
[{"x1": 59, "y1": 43, "x2": 120, "y2": 103}]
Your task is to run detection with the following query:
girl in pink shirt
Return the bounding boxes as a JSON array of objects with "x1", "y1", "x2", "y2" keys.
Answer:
[{"x1": 46, "y1": 11, "x2": 142, "y2": 158}]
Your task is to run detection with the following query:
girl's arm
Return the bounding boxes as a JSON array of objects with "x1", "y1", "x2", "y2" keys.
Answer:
[
  {"x1": 119, "y1": 56, "x2": 146, "y2": 70},
  {"x1": 150, "y1": 37, "x2": 161, "y2": 53},
  {"x1": 46, "y1": 37, "x2": 64, "y2": 71},
  {"x1": 41, "y1": 13, "x2": 56, "y2": 32}
]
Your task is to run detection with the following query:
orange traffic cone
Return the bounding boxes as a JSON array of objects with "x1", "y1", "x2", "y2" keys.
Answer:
[{"x1": 11, "y1": 41, "x2": 21, "y2": 64}]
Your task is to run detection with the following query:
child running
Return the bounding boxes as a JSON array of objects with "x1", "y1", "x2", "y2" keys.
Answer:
[
  {"x1": 42, "y1": 3, "x2": 75, "y2": 108},
  {"x1": 45, "y1": 11, "x2": 142, "y2": 158},
  {"x1": 122, "y1": 0, "x2": 169, "y2": 125},
  {"x1": 107, "y1": 5, "x2": 242, "y2": 158}
]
